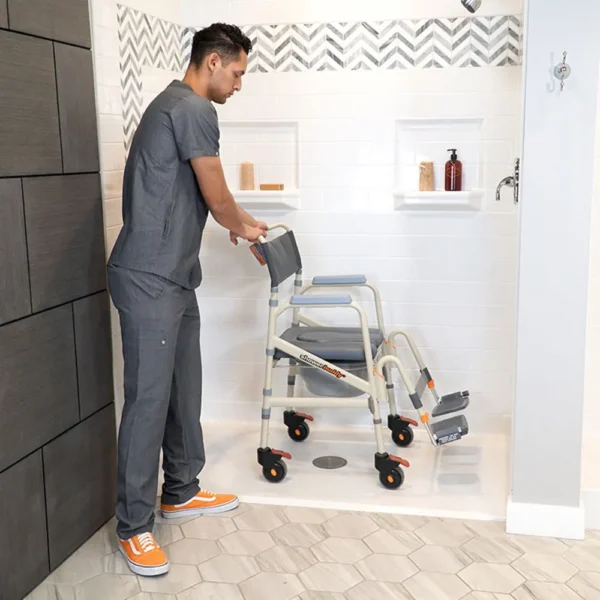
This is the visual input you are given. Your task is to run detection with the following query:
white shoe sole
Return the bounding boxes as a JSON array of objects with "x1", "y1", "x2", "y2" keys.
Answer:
[
  {"x1": 160, "y1": 496, "x2": 240, "y2": 519},
  {"x1": 119, "y1": 546, "x2": 169, "y2": 577}
]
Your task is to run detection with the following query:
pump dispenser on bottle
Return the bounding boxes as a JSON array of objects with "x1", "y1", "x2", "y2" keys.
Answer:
[{"x1": 445, "y1": 148, "x2": 462, "y2": 191}]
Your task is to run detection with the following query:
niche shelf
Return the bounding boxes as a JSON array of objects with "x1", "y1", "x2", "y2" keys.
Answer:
[
  {"x1": 219, "y1": 120, "x2": 300, "y2": 211},
  {"x1": 394, "y1": 117, "x2": 484, "y2": 212},
  {"x1": 394, "y1": 189, "x2": 484, "y2": 211},
  {"x1": 233, "y1": 189, "x2": 301, "y2": 210}
]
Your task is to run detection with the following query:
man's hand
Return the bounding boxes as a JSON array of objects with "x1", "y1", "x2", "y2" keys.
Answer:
[{"x1": 230, "y1": 221, "x2": 267, "y2": 245}]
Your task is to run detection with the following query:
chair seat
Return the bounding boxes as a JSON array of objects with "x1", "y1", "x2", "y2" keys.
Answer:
[{"x1": 275, "y1": 327, "x2": 385, "y2": 363}]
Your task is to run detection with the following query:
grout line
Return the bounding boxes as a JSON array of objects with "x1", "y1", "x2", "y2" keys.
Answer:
[
  {"x1": 40, "y1": 449, "x2": 52, "y2": 574},
  {"x1": 70, "y1": 303, "x2": 82, "y2": 422},
  {"x1": 52, "y1": 42, "x2": 65, "y2": 173},
  {"x1": 0, "y1": 402, "x2": 115, "y2": 478},
  {"x1": 18, "y1": 178, "x2": 34, "y2": 314}
]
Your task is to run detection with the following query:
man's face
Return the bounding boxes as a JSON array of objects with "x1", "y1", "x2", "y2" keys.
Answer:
[{"x1": 208, "y1": 50, "x2": 248, "y2": 104}]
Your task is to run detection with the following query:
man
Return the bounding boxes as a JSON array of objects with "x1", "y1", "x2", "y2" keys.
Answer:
[{"x1": 107, "y1": 23, "x2": 265, "y2": 577}]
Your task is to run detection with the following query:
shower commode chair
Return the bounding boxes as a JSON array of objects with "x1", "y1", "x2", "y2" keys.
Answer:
[{"x1": 250, "y1": 224, "x2": 470, "y2": 489}]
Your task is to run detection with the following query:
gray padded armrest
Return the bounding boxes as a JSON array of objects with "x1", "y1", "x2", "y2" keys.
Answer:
[
  {"x1": 312, "y1": 275, "x2": 367, "y2": 286},
  {"x1": 290, "y1": 295, "x2": 352, "y2": 306}
]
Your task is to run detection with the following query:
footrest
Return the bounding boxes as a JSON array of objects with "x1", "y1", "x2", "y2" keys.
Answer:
[
  {"x1": 432, "y1": 391, "x2": 470, "y2": 418},
  {"x1": 430, "y1": 415, "x2": 469, "y2": 446}
]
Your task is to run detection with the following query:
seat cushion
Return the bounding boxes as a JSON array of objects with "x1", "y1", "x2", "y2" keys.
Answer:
[{"x1": 274, "y1": 326, "x2": 384, "y2": 363}]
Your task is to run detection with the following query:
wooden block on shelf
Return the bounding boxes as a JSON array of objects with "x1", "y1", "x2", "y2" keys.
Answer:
[{"x1": 259, "y1": 183, "x2": 285, "y2": 191}]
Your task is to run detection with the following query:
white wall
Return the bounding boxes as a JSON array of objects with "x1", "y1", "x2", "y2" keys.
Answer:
[
  {"x1": 181, "y1": 1, "x2": 524, "y2": 432},
  {"x1": 90, "y1": 0, "x2": 524, "y2": 434},
  {"x1": 183, "y1": 0, "x2": 523, "y2": 25}
]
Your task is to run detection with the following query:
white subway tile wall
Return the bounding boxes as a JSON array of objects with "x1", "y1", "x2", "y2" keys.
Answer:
[{"x1": 90, "y1": 0, "x2": 524, "y2": 432}]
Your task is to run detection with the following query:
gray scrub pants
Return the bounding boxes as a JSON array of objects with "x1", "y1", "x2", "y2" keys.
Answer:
[{"x1": 107, "y1": 265, "x2": 205, "y2": 540}]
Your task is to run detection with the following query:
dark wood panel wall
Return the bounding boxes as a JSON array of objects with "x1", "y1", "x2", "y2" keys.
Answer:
[{"x1": 0, "y1": 3, "x2": 116, "y2": 599}]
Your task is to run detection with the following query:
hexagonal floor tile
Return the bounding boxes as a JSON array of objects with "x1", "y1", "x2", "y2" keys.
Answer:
[
  {"x1": 46, "y1": 544, "x2": 104, "y2": 585},
  {"x1": 256, "y1": 545, "x2": 318, "y2": 574},
  {"x1": 198, "y1": 554, "x2": 260, "y2": 584},
  {"x1": 25, "y1": 584, "x2": 74, "y2": 600},
  {"x1": 219, "y1": 530, "x2": 275, "y2": 555},
  {"x1": 461, "y1": 594, "x2": 512, "y2": 600},
  {"x1": 102, "y1": 551, "x2": 131, "y2": 575},
  {"x1": 240, "y1": 572, "x2": 305, "y2": 600},
  {"x1": 564, "y1": 542, "x2": 600, "y2": 571},
  {"x1": 272, "y1": 523, "x2": 327, "y2": 548},
  {"x1": 153, "y1": 524, "x2": 184, "y2": 547},
  {"x1": 298, "y1": 563, "x2": 363, "y2": 593},
  {"x1": 459, "y1": 563, "x2": 525, "y2": 594},
  {"x1": 283, "y1": 507, "x2": 338, "y2": 524},
  {"x1": 355, "y1": 554, "x2": 419, "y2": 584},
  {"x1": 513, "y1": 581, "x2": 584, "y2": 599},
  {"x1": 567, "y1": 571, "x2": 600, "y2": 599},
  {"x1": 312, "y1": 537, "x2": 372, "y2": 564},
  {"x1": 299, "y1": 592, "x2": 345, "y2": 600},
  {"x1": 165, "y1": 538, "x2": 221, "y2": 565},
  {"x1": 462, "y1": 536, "x2": 523, "y2": 564},
  {"x1": 322, "y1": 514, "x2": 378, "y2": 539},
  {"x1": 345, "y1": 580, "x2": 412, "y2": 600},
  {"x1": 403, "y1": 572, "x2": 471, "y2": 600},
  {"x1": 233, "y1": 506, "x2": 288, "y2": 532},
  {"x1": 72, "y1": 574, "x2": 140, "y2": 600},
  {"x1": 415, "y1": 520, "x2": 474, "y2": 547},
  {"x1": 462, "y1": 520, "x2": 509, "y2": 538},
  {"x1": 370, "y1": 513, "x2": 430, "y2": 532},
  {"x1": 181, "y1": 517, "x2": 237, "y2": 540},
  {"x1": 409, "y1": 545, "x2": 472, "y2": 574},
  {"x1": 139, "y1": 564, "x2": 201, "y2": 595},
  {"x1": 129, "y1": 594, "x2": 176, "y2": 600},
  {"x1": 510, "y1": 535, "x2": 570, "y2": 556},
  {"x1": 363, "y1": 530, "x2": 423, "y2": 555},
  {"x1": 177, "y1": 582, "x2": 244, "y2": 600},
  {"x1": 512, "y1": 553, "x2": 579, "y2": 583}
]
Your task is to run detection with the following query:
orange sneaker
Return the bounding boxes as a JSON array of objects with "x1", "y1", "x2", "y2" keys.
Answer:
[
  {"x1": 160, "y1": 489, "x2": 239, "y2": 519},
  {"x1": 118, "y1": 532, "x2": 169, "y2": 577}
]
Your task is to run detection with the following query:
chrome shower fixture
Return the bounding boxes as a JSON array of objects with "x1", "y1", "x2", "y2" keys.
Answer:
[{"x1": 461, "y1": 0, "x2": 482, "y2": 13}]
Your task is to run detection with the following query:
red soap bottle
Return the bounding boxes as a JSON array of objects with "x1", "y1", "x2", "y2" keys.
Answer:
[{"x1": 445, "y1": 148, "x2": 462, "y2": 191}]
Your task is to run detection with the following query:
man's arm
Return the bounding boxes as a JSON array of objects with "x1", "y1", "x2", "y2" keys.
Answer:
[{"x1": 190, "y1": 156, "x2": 264, "y2": 241}]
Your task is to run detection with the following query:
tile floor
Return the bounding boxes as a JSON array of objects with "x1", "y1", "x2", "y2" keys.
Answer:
[{"x1": 26, "y1": 502, "x2": 600, "y2": 600}]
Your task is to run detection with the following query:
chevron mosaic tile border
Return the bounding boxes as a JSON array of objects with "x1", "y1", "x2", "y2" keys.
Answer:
[
  {"x1": 183, "y1": 17, "x2": 522, "y2": 72},
  {"x1": 118, "y1": 6, "x2": 522, "y2": 150},
  {"x1": 118, "y1": 5, "x2": 185, "y2": 149}
]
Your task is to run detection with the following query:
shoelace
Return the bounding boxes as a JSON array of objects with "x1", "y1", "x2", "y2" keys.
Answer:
[
  {"x1": 138, "y1": 532, "x2": 157, "y2": 553},
  {"x1": 199, "y1": 489, "x2": 215, "y2": 497}
]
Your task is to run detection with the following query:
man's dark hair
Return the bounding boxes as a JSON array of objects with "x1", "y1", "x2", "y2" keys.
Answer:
[{"x1": 190, "y1": 23, "x2": 252, "y2": 67}]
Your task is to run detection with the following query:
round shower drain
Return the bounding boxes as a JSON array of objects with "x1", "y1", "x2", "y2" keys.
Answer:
[{"x1": 312, "y1": 456, "x2": 348, "y2": 470}]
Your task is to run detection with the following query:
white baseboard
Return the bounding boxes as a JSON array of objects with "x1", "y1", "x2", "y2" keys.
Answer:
[
  {"x1": 583, "y1": 490, "x2": 600, "y2": 531},
  {"x1": 506, "y1": 497, "x2": 585, "y2": 540}
]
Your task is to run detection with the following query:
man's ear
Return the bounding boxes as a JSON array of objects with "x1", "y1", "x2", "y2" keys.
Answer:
[{"x1": 207, "y1": 52, "x2": 220, "y2": 73}]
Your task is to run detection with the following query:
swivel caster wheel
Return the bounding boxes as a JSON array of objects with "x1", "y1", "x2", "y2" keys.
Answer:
[
  {"x1": 380, "y1": 468, "x2": 404, "y2": 490},
  {"x1": 257, "y1": 447, "x2": 291, "y2": 484},
  {"x1": 375, "y1": 451, "x2": 409, "y2": 490},
  {"x1": 392, "y1": 425, "x2": 414, "y2": 448},
  {"x1": 388, "y1": 414, "x2": 417, "y2": 448},
  {"x1": 263, "y1": 461, "x2": 287, "y2": 483},
  {"x1": 284, "y1": 410, "x2": 314, "y2": 443},
  {"x1": 288, "y1": 421, "x2": 310, "y2": 442}
]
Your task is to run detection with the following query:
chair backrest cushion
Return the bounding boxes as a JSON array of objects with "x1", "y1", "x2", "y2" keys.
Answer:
[{"x1": 252, "y1": 230, "x2": 302, "y2": 288}]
